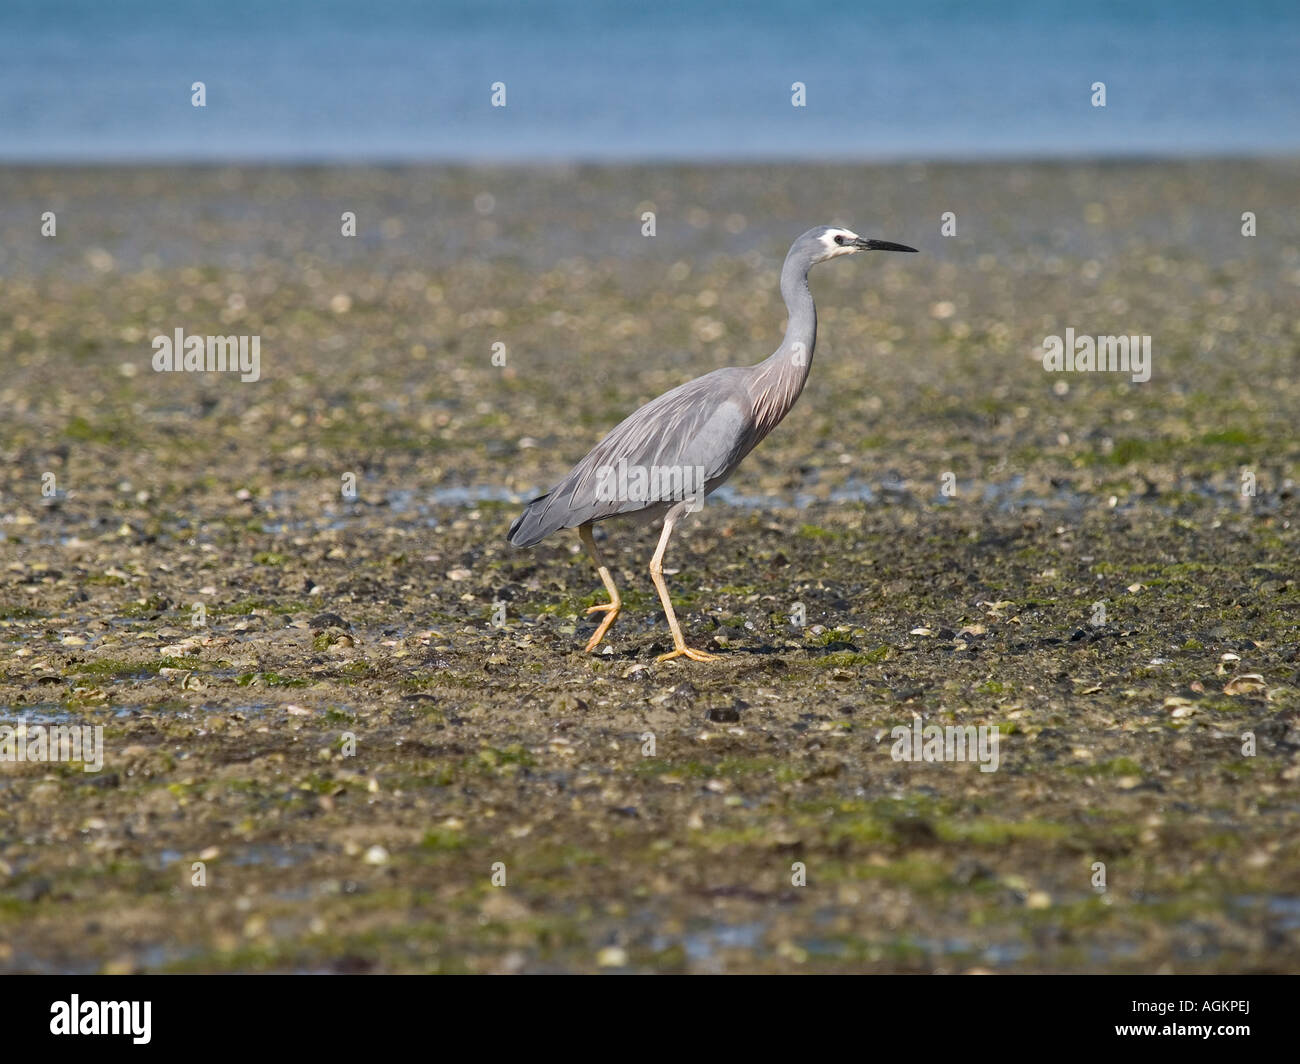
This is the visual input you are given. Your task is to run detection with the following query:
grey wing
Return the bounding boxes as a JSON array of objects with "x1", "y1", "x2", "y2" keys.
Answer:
[{"x1": 508, "y1": 367, "x2": 758, "y2": 546}]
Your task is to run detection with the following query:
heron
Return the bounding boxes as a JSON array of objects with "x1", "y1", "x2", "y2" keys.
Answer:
[{"x1": 508, "y1": 225, "x2": 917, "y2": 662}]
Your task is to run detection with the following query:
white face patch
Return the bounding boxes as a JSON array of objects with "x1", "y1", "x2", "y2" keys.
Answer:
[{"x1": 816, "y1": 227, "x2": 861, "y2": 260}]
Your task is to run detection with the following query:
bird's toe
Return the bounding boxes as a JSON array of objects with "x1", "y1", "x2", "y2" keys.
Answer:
[{"x1": 655, "y1": 646, "x2": 719, "y2": 663}]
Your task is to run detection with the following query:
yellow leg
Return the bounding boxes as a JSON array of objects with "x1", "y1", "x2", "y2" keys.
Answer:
[
  {"x1": 649, "y1": 509, "x2": 717, "y2": 663},
  {"x1": 579, "y1": 523, "x2": 621, "y2": 653}
]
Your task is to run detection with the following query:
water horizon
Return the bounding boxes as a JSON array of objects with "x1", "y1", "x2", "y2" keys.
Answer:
[{"x1": 2, "y1": 0, "x2": 1298, "y2": 164}]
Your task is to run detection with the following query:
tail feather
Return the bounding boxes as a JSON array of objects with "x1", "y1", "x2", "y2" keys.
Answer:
[{"x1": 507, "y1": 492, "x2": 556, "y2": 547}]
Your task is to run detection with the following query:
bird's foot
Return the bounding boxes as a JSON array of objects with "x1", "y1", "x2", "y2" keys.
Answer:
[
  {"x1": 582, "y1": 602, "x2": 620, "y2": 653},
  {"x1": 655, "y1": 645, "x2": 718, "y2": 663}
]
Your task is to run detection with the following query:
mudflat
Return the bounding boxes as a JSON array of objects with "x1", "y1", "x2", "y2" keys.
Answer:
[{"x1": 1, "y1": 160, "x2": 1297, "y2": 972}]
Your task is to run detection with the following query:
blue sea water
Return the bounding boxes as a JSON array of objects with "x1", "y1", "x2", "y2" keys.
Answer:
[{"x1": 0, "y1": 0, "x2": 1297, "y2": 161}]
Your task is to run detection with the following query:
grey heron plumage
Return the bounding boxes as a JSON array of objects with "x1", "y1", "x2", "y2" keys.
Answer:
[{"x1": 509, "y1": 224, "x2": 917, "y2": 661}]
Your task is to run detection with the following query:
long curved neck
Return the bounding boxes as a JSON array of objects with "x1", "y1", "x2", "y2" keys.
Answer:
[
  {"x1": 777, "y1": 250, "x2": 817, "y2": 372},
  {"x1": 748, "y1": 249, "x2": 817, "y2": 435}
]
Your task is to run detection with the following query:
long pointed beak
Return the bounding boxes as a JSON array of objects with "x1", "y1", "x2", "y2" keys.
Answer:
[{"x1": 854, "y1": 237, "x2": 918, "y2": 253}]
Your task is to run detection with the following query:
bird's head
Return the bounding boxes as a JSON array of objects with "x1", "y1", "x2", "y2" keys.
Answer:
[{"x1": 803, "y1": 225, "x2": 918, "y2": 265}]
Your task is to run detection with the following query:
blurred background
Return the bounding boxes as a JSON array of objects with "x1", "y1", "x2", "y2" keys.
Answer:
[{"x1": 2, "y1": 0, "x2": 1299, "y2": 163}]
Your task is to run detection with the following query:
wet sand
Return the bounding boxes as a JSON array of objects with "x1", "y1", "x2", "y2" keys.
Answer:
[{"x1": 1, "y1": 160, "x2": 1298, "y2": 972}]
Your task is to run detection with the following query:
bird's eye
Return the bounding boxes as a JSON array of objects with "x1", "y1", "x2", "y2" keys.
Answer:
[{"x1": 834, "y1": 234, "x2": 846, "y2": 245}]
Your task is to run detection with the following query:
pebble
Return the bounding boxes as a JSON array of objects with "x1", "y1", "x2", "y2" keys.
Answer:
[{"x1": 1224, "y1": 674, "x2": 1267, "y2": 696}]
